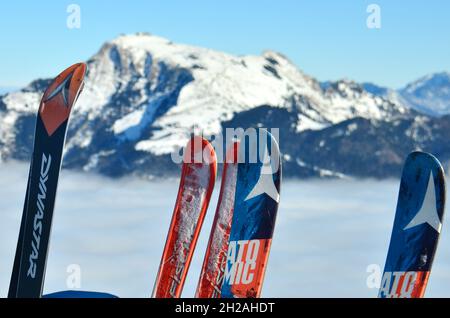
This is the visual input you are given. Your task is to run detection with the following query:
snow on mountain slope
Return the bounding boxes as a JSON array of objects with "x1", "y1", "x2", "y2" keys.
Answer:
[
  {"x1": 0, "y1": 33, "x2": 414, "y2": 176},
  {"x1": 72, "y1": 33, "x2": 408, "y2": 155},
  {"x1": 399, "y1": 72, "x2": 450, "y2": 116},
  {"x1": 362, "y1": 82, "x2": 407, "y2": 107},
  {"x1": 100, "y1": 34, "x2": 406, "y2": 154}
]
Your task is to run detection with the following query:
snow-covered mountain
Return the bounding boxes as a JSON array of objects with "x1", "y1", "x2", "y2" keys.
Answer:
[
  {"x1": 400, "y1": 72, "x2": 450, "y2": 116},
  {"x1": 0, "y1": 33, "x2": 448, "y2": 178},
  {"x1": 362, "y1": 82, "x2": 406, "y2": 106}
]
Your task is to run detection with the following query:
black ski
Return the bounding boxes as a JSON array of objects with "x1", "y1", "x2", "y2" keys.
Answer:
[{"x1": 8, "y1": 63, "x2": 87, "y2": 298}]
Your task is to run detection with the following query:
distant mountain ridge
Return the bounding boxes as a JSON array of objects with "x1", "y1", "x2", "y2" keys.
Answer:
[
  {"x1": 363, "y1": 72, "x2": 450, "y2": 116},
  {"x1": 0, "y1": 33, "x2": 449, "y2": 178}
]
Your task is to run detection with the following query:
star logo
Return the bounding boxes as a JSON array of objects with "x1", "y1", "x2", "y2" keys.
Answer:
[
  {"x1": 44, "y1": 73, "x2": 73, "y2": 107},
  {"x1": 245, "y1": 144, "x2": 280, "y2": 203},
  {"x1": 404, "y1": 172, "x2": 442, "y2": 233}
]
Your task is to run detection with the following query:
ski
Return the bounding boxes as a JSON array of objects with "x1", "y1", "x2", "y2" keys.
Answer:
[
  {"x1": 196, "y1": 142, "x2": 239, "y2": 298},
  {"x1": 43, "y1": 290, "x2": 118, "y2": 298},
  {"x1": 8, "y1": 63, "x2": 87, "y2": 298},
  {"x1": 379, "y1": 151, "x2": 446, "y2": 298},
  {"x1": 152, "y1": 136, "x2": 217, "y2": 298},
  {"x1": 221, "y1": 129, "x2": 282, "y2": 298}
]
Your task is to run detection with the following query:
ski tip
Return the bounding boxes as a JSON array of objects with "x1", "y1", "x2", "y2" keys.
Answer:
[
  {"x1": 43, "y1": 290, "x2": 118, "y2": 298},
  {"x1": 39, "y1": 63, "x2": 87, "y2": 136},
  {"x1": 398, "y1": 150, "x2": 446, "y2": 231},
  {"x1": 237, "y1": 128, "x2": 281, "y2": 176},
  {"x1": 402, "y1": 150, "x2": 446, "y2": 190},
  {"x1": 403, "y1": 150, "x2": 446, "y2": 209},
  {"x1": 264, "y1": 128, "x2": 281, "y2": 155},
  {"x1": 406, "y1": 151, "x2": 445, "y2": 171},
  {"x1": 42, "y1": 62, "x2": 87, "y2": 107},
  {"x1": 183, "y1": 136, "x2": 218, "y2": 170},
  {"x1": 404, "y1": 151, "x2": 446, "y2": 188}
]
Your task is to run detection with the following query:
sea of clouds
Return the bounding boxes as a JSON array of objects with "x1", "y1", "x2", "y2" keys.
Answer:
[{"x1": 0, "y1": 162, "x2": 449, "y2": 298}]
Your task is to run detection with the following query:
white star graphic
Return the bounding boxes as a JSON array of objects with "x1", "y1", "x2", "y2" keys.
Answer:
[
  {"x1": 245, "y1": 145, "x2": 280, "y2": 203},
  {"x1": 403, "y1": 172, "x2": 442, "y2": 233}
]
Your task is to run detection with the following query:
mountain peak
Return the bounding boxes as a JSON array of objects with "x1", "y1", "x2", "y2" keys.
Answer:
[
  {"x1": 0, "y1": 32, "x2": 421, "y2": 178},
  {"x1": 112, "y1": 32, "x2": 173, "y2": 48},
  {"x1": 262, "y1": 50, "x2": 291, "y2": 63}
]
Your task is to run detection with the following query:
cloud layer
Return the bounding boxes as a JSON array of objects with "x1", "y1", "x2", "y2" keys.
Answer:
[{"x1": 0, "y1": 163, "x2": 449, "y2": 297}]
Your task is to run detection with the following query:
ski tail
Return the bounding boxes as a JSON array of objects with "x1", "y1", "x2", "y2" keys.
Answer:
[
  {"x1": 221, "y1": 128, "x2": 282, "y2": 298},
  {"x1": 152, "y1": 136, "x2": 217, "y2": 298},
  {"x1": 379, "y1": 151, "x2": 446, "y2": 298},
  {"x1": 8, "y1": 63, "x2": 87, "y2": 298},
  {"x1": 196, "y1": 142, "x2": 239, "y2": 298}
]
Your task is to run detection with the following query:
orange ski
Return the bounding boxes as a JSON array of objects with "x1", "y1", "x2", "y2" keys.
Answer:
[{"x1": 152, "y1": 136, "x2": 217, "y2": 298}]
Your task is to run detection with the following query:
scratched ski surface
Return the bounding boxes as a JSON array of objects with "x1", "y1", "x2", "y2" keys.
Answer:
[
  {"x1": 153, "y1": 136, "x2": 217, "y2": 298},
  {"x1": 196, "y1": 142, "x2": 239, "y2": 298}
]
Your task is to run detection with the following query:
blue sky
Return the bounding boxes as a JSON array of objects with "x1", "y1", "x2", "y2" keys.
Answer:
[{"x1": 0, "y1": 0, "x2": 449, "y2": 88}]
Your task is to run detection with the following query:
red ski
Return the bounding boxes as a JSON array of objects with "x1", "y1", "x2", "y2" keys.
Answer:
[
  {"x1": 196, "y1": 142, "x2": 239, "y2": 298},
  {"x1": 152, "y1": 136, "x2": 217, "y2": 298}
]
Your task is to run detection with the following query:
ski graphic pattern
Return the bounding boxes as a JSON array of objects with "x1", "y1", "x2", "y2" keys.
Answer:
[
  {"x1": 43, "y1": 291, "x2": 118, "y2": 298},
  {"x1": 153, "y1": 136, "x2": 217, "y2": 298},
  {"x1": 8, "y1": 63, "x2": 87, "y2": 298},
  {"x1": 379, "y1": 151, "x2": 446, "y2": 298},
  {"x1": 221, "y1": 129, "x2": 282, "y2": 298},
  {"x1": 196, "y1": 142, "x2": 239, "y2": 298}
]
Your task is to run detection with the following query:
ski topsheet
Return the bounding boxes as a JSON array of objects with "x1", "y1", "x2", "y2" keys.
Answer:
[
  {"x1": 8, "y1": 63, "x2": 87, "y2": 298},
  {"x1": 153, "y1": 136, "x2": 217, "y2": 298},
  {"x1": 221, "y1": 129, "x2": 281, "y2": 298},
  {"x1": 43, "y1": 290, "x2": 118, "y2": 298},
  {"x1": 379, "y1": 151, "x2": 446, "y2": 298},
  {"x1": 196, "y1": 142, "x2": 239, "y2": 298}
]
